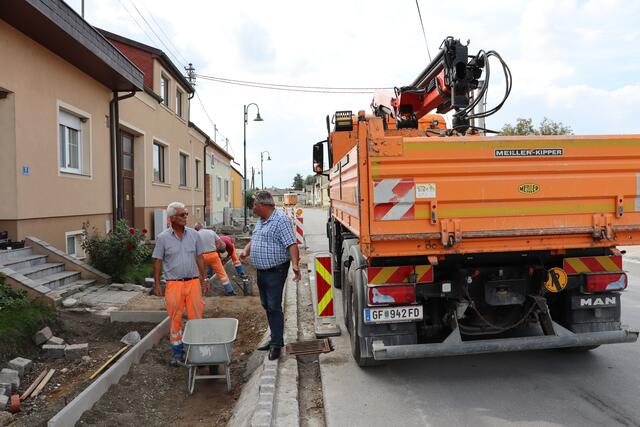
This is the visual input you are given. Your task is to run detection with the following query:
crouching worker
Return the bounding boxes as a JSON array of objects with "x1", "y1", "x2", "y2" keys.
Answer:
[
  {"x1": 153, "y1": 202, "x2": 208, "y2": 367},
  {"x1": 219, "y1": 235, "x2": 248, "y2": 279},
  {"x1": 194, "y1": 223, "x2": 236, "y2": 296}
]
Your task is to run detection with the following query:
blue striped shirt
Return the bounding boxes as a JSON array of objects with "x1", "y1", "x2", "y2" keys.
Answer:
[{"x1": 250, "y1": 209, "x2": 296, "y2": 270}]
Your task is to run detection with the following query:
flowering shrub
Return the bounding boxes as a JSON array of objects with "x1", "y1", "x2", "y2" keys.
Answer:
[{"x1": 82, "y1": 220, "x2": 151, "y2": 282}]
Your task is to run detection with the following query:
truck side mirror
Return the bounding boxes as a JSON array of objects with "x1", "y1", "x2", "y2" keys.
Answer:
[{"x1": 313, "y1": 140, "x2": 328, "y2": 175}]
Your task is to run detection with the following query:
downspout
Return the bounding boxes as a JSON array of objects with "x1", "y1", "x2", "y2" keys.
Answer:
[
  {"x1": 109, "y1": 91, "x2": 136, "y2": 229},
  {"x1": 203, "y1": 139, "x2": 209, "y2": 226},
  {"x1": 191, "y1": 138, "x2": 195, "y2": 223}
]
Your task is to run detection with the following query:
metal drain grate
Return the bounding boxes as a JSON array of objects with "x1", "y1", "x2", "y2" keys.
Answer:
[{"x1": 286, "y1": 338, "x2": 333, "y2": 356}]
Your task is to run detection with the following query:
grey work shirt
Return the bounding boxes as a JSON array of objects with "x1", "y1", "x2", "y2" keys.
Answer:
[
  {"x1": 197, "y1": 228, "x2": 220, "y2": 253},
  {"x1": 152, "y1": 226, "x2": 204, "y2": 280}
]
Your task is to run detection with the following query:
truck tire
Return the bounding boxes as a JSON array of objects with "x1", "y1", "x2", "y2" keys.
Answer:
[
  {"x1": 342, "y1": 263, "x2": 351, "y2": 330},
  {"x1": 332, "y1": 252, "x2": 342, "y2": 289},
  {"x1": 349, "y1": 278, "x2": 380, "y2": 367}
]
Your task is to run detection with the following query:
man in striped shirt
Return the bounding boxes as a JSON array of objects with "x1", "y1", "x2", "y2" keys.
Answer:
[{"x1": 240, "y1": 191, "x2": 301, "y2": 360}]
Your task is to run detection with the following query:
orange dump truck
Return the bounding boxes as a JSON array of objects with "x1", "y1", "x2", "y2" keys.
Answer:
[
  {"x1": 313, "y1": 112, "x2": 640, "y2": 366},
  {"x1": 313, "y1": 38, "x2": 640, "y2": 366}
]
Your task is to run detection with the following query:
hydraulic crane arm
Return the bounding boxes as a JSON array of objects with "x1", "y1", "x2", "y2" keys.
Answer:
[{"x1": 374, "y1": 37, "x2": 511, "y2": 132}]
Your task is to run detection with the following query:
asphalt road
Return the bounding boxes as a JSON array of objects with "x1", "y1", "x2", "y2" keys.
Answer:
[{"x1": 301, "y1": 207, "x2": 640, "y2": 427}]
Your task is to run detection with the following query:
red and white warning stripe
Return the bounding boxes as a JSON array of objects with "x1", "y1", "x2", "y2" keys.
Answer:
[
  {"x1": 373, "y1": 178, "x2": 416, "y2": 221},
  {"x1": 295, "y1": 209, "x2": 304, "y2": 245}
]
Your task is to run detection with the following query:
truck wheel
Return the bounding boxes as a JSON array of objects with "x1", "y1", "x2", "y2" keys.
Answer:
[
  {"x1": 349, "y1": 287, "x2": 379, "y2": 367},
  {"x1": 332, "y1": 252, "x2": 342, "y2": 289},
  {"x1": 342, "y1": 265, "x2": 351, "y2": 330}
]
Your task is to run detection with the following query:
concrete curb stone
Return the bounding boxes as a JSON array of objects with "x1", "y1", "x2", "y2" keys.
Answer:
[
  {"x1": 274, "y1": 273, "x2": 300, "y2": 427},
  {"x1": 47, "y1": 336, "x2": 65, "y2": 346},
  {"x1": 7, "y1": 358, "x2": 31, "y2": 378},
  {"x1": 34, "y1": 327, "x2": 53, "y2": 345},
  {"x1": 0, "y1": 371, "x2": 18, "y2": 394},
  {"x1": 42, "y1": 344, "x2": 65, "y2": 359}
]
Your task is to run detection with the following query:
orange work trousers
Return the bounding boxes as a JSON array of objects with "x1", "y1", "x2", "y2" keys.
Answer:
[
  {"x1": 165, "y1": 278, "x2": 203, "y2": 357},
  {"x1": 203, "y1": 251, "x2": 230, "y2": 285}
]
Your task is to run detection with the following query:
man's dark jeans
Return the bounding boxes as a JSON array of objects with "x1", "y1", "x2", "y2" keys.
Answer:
[{"x1": 257, "y1": 261, "x2": 290, "y2": 348}]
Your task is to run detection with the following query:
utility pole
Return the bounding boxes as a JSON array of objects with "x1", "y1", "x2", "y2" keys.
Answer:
[
  {"x1": 81, "y1": 0, "x2": 85, "y2": 18},
  {"x1": 185, "y1": 63, "x2": 196, "y2": 86}
]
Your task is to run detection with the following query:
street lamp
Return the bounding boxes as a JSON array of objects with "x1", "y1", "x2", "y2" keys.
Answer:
[
  {"x1": 260, "y1": 150, "x2": 271, "y2": 189},
  {"x1": 244, "y1": 103, "x2": 263, "y2": 231}
]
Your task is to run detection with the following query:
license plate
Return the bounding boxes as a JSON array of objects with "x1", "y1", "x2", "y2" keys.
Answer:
[{"x1": 363, "y1": 305, "x2": 423, "y2": 324}]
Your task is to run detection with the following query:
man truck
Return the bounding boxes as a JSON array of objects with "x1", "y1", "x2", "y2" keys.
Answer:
[{"x1": 312, "y1": 37, "x2": 640, "y2": 366}]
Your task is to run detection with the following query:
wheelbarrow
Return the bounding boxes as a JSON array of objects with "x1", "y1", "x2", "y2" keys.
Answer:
[{"x1": 182, "y1": 318, "x2": 238, "y2": 394}]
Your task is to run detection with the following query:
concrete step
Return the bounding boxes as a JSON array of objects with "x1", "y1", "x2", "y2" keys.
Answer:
[
  {"x1": 0, "y1": 246, "x2": 33, "y2": 264},
  {"x1": 15, "y1": 262, "x2": 65, "y2": 280},
  {"x1": 33, "y1": 270, "x2": 81, "y2": 290},
  {"x1": 47, "y1": 279, "x2": 97, "y2": 304},
  {"x1": 2, "y1": 254, "x2": 48, "y2": 270}
]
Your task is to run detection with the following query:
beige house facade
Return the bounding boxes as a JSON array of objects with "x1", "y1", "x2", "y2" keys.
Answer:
[
  {"x1": 100, "y1": 30, "x2": 206, "y2": 237},
  {"x1": 206, "y1": 140, "x2": 234, "y2": 224},
  {"x1": 0, "y1": 2, "x2": 143, "y2": 253}
]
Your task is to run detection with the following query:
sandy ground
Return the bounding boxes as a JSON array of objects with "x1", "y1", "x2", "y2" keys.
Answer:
[
  {"x1": 76, "y1": 294, "x2": 267, "y2": 426},
  {"x1": 10, "y1": 313, "x2": 157, "y2": 427}
]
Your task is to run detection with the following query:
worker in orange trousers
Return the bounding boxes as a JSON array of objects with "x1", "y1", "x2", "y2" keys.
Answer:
[{"x1": 153, "y1": 202, "x2": 208, "y2": 366}]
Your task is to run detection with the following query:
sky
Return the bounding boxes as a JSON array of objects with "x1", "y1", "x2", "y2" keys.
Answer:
[{"x1": 67, "y1": 0, "x2": 640, "y2": 188}]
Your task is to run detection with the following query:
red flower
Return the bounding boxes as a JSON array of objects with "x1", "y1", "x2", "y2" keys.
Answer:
[
  {"x1": 127, "y1": 243, "x2": 134, "y2": 250},
  {"x1": 141, "y1": 228, "x2": 148, "y2": 235},
  {"x1": 129, "y1": 228, "x2": 135, "y2": 235}
]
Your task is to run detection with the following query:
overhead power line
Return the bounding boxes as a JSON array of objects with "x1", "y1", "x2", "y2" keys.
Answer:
[
  {"x1": 195, "y1": 74, "x2": 393, "y2": 94},
  {"x1": 415, "y1": 0, "x2": 432, "y2": 61},
  {"x1": 137, "y1": 0, "x2": 190, "y2": 66}
]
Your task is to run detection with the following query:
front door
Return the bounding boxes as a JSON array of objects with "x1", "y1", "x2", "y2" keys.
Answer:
[{"x1": 121, "y1": 131, "x2": 135, "y2": 226}]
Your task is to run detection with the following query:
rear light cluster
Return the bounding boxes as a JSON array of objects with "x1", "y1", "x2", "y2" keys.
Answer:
[
  {"x1": 367, "y1": 285, "x2": 416, "y2": 306},
  {"x1": 584, "y1": 273, "x2": 627, "y2": 293}
]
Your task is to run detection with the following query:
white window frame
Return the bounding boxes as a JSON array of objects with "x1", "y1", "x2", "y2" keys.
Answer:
[
  {"x1": 65, "y1": 230, "x2": 85, "y2": 259},
  {"x1": 153, "y1": 141, "x2": 167, "y2": 183},
  {"x1": 179, "y1": 151, "x2": 189, "y2": 187},
  {"x1": 57, "y1": 102, "x2": 91, "y2": 177},
  {"x1": 216, "y1": 176, "x2": 222, "y2": 201},
  {"x1": 160, "y1": 74, "x2": 169, "y2": 107},
  {"x1": 194, "y1": 158, "x2": 201, "y2": 189},
  {"x1": 224, "y1": 179, "x2": 229, "y2": 201},
  {"x1": 176, "y1": 88, "x2": 183, "y2": 117}
]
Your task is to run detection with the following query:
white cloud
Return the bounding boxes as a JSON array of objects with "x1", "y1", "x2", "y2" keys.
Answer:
[{"x1": 68, "y1": 0, "x2": 640, "y2": 187}]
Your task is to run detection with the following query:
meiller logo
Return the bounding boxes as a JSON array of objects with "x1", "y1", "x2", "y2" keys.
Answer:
[
  {"x1": 495, "y1": 148, "x2": 564, "y2": 157},
  {"x1": 519, "y1": 183, "x2": 540, "y2": 194}
]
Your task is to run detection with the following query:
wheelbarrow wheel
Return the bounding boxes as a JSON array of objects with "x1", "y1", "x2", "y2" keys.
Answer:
[{"x1": 188, "y1": 366, "x2": 197, "y2": 395}]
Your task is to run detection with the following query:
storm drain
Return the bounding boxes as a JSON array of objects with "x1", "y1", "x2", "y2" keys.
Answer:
[{"x1": 286, "y1": 338, "x2": 333, "y2": 356}]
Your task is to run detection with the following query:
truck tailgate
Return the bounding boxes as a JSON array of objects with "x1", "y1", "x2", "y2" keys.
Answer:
[{"x1": 365, "y1": 133, "x2": 640, "y2": 256}]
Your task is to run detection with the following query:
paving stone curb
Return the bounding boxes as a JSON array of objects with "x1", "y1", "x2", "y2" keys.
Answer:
[{"x1": 274, "y1": 272, "x2": 300, "y2": 427}]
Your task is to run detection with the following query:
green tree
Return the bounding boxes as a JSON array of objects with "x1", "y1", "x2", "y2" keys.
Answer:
[
  {"x1": 304, "y1": 174, "x2": 315, "y2": 186},
  {"x1": 292, "y1": 173, "x2": 304, "y2": 191},
  {"x1": 500, "y1": 117, "x2": 573, "y2": 136}
]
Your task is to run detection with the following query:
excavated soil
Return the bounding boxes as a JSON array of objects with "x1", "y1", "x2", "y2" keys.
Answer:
[
  {"x1": 77, "y1": 296, "x2": 267, "y2": 426},
  {"x1": 11, "y1": 313, "x2": 156, "y2": 427}
]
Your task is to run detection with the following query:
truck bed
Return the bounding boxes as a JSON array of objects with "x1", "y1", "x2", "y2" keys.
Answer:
[{"x1": 330, "y1": 118, "x2": 640, "y2": 257}]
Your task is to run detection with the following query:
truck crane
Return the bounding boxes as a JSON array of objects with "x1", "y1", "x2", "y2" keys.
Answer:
[{"x1": 313, "y1": 37, "x2": 640, "y2": 367}]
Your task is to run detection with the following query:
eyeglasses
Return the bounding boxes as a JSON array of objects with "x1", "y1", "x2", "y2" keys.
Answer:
[{"x1": 176, "y1": 212, "x2": 189, "y2": 218}]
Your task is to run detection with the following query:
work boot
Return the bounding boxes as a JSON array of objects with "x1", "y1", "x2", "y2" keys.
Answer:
[
  {"x1": 169, "y1": 355, "x2": 185, "y2": 367},
  {"x1": 223, "y1": 283, "x2": 237, "y2": 296},
  {"x1": 268, "y1": 347, "x2": 281, "y2": 360},
  {"x1": 257, "y1": 342, "x2": 270, "y2": 351}
]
